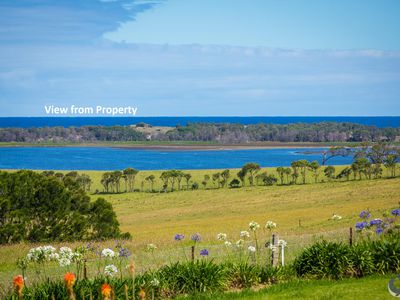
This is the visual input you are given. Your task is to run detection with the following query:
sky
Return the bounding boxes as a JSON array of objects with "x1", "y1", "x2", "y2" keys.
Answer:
[{"x1": 0, "y1": 0, "x2": 400, "y2": 116}]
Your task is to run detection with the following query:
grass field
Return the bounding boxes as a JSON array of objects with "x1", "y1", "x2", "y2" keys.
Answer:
[
  {"x1": 0, "y1": 166, "x2": 399, "y2": 287},
  {"x1": 181, "y1": 275, "x2": 397, "y2": 300}
]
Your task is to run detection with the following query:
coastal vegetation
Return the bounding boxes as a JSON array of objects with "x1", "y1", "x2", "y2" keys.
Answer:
[{"x1": 1, "y1": 122, "x2": 399, "y2": 143}]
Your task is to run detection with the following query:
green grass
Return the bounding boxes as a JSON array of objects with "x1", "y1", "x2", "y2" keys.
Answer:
[{"x1": 180, "y1": 275, "x2": 396, "y2": 300}]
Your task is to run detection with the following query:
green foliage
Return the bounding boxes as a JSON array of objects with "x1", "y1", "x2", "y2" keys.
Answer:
[
  {"x1": 0, "y1": 170, "x2": 122, "y2": 244},
  {"x1": 294, "y1": 235, "x2": 400, "y2": 279},
  {"x1": 293, "y1": 240, "x2": 351, "y2": 279},
  {"x1": 158, "y1": 260, "x2": 227, "y2": 296},
  {"x1": 226, "y1": 262, "x2": 259, "y2": 289}
]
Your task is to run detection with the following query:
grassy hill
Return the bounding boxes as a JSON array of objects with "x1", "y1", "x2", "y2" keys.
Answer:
[{"x1": 0, "y1": 169, "x2": 398, "y2": 285}]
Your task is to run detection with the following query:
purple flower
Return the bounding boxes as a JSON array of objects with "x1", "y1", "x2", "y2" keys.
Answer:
[
  {"x1": 200, "y1": 249, "x2": 209, "y2": 256},
  {"x1": 376, "y1": 227, "x2": 383, "y2": 235},
  {"x1": 174, "y1": 234, "x2": 185, "y2": 241},
  {"x1": 119, "y1": 248, "x2": 131, "y2": 258},
  {"x1": 191, "y1": 233, "x2": 201, "y2": 243},
  {"x1": 355, "y1": 221, "x2": 368, "y2": 230},
  {"x1": 370, "y1": 219, "x2": 382, "y2": 226},
  {"x1": 359, "y1": 210, "x2": 371, "y2": 219},
  {"x1": 391, "y1": 209, "x2": 400, "y2": 216}
]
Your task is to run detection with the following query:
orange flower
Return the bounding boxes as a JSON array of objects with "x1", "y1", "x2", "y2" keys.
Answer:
[
  {"x1": 13, "y1": 275, "x2": 24, "y2": 290},
  {"x1": 64, "y1": 272, "x2": 76, "y2": 287},
  {"x1": 101, "y1": 283, "x2": 112, "y2": 298}
]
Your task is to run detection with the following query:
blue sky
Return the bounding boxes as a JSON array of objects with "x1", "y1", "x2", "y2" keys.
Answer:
[{"x1": 0, "y1": 0, "x2": 400, "y2": 116}]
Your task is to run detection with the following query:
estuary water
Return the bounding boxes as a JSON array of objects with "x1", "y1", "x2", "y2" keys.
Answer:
[{"x1": 0, "y1": 147, "x2": 353, "y2": 170}]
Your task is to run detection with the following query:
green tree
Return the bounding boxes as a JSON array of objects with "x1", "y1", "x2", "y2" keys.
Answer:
[
  {"x1": 145, "y1": 175, "x2": 156, "y2": 191},
  {"x1": 323, "y1": 166, "x2": 336, "y2": 181},
  {"x1": 308, "y1": 161, "x2": 320, "y2": 183},
  {"x1": 276, "y1": 167, "x2": 285, "y2": 185},
  {"x1": 220, "y1": 169, "x2": 230, "y2": 187},
  {"x1": 184, "y1": 173, "x2": 192, "y2": 190},
  {"x1": 123, "y1": 168, "x2": 139, "y2": 192}
]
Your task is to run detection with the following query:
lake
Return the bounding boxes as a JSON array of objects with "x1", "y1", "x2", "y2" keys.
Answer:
[{"x1": 0, "y1": 147, "x2": 353, "y2": 170}]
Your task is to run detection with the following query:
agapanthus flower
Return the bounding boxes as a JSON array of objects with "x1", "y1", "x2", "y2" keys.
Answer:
[
  {"x1": 119, "y1": 248, "x2": 131, "y2": 258},
  {"x1": 240, "y1": 231, "x2": 250, "y2": 238},
  {"x1": 59, "y1": 247, "x2": 73, "y2": 258},
  {"x1": 370, "y1": 219, "x2": 383, "y2": 226},
  {"x1": 249, "y1": 221, "x2": 260, "y2": 231},
  {"x1": 217, "y1": 233, "x2": 227, "y2": 241},
  {"x1": 355, "y1": 221, "x2": 368, "y2": 231},
  {"x1": 391, "y1": 209, "x2": 400, "y2": 216},
  {"x1": 146, "y1": 244, "x2": 157, "y2": 252},
  {"x1": 174, "y1": 234, "x2": 185, "y2": 241},
  {"x1": 26, "y1": 245, "x2": 57, "y2": 262},
  {"x1": 104, "y1": 264, "x2": 118, "y2": 277},
  {"x1": 236, "y1": 239, "x2": 244, "y2": 248},
  {"x1": 200, "y1": 249, "x2": 209, "y2": 256},
  {"x1": 359, "y1": 210, "x2": 371, "y2": 219},
  {"x1": 278, "y1": 239, "x2": 287, "y2": 247},
  {"x1": 265, "y1": 221, "x2": 277, "y2": 230},
  {"x1": 376, "y1": 227, "x2": 383, "y2": 235},
  {"x1": 101, "y1": 248, "x2": 115, "y2": 258},
  {"x1": 224, "y1": 241, "x2": 232, "y2": 247},
  {"x1": 248, "y1": 246, "x2": 256, "y2": 253},
  {"x1": 58, "y1": 257, "x2": 72, "y2": 267},
  {"x1": 191, "y1": 233, "x2": 201, "y2": 242}
]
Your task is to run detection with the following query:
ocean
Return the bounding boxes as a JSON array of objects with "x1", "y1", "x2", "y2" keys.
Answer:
[{"x1": 0, "y1": 116, "x2": 399, "y2": 128}]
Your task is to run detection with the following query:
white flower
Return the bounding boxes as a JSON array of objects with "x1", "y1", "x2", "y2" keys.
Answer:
[
  {"x1": 240, "y1": 231, "x2": 250, "y2": 238},
  {"x1": 248, "y1": 246, "x2": 256, "y2": 253},
  {"x1": 71, "y1": 252, "x2": 83, "y2": 262},
  {"x1": 49, "y1": 253, "x2": 59, "y2": 261},
  {"x1": 265, "y1": 221, "x2": 277, "y2": 230},
  {"x1": 26, "y1": 245, "x2": 57, "y2": 262},
  {"x1": 217, "y1": 233, "x2": 227, "y2": 241},
  {"x1": 332, "y1": 214, "x2": 342, "y2": 221},
  {"x1": 235, "y1": 239, "x2": 244, "y2": 248},
  {"x1": 278, "y1": 239, "x2": 287, "y2": 247},
  {"x1": 104, "y1": 264, "x2": 118, "y2": 277},
  {"x1": 101, "y1": 248, "x2": 115, "y2": 258},
  {"x1": 224, "y1": 241, "x2": 232, "y2": 247},
  {"x1": 58, "y1": 257, "x2": 71, "y2": 267},
  {"x1": 249, "y1": 221, "x2": 260, "y2": 231},
  {"x1": 150, "y1": 278, "x2": 160, "y2": 287},
  {"x1": 146, "y1": 244, "x2": 157, "y2": 251}
]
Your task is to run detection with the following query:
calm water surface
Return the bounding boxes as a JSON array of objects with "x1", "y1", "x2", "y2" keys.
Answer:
[{"x1": 0, "y1": 147, "x2": 353, "y2": 170}]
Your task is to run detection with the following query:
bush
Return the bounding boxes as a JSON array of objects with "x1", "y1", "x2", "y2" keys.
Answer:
[
  {"x1": 293, "y1": 240, "x2": 351, "y2": 279},
  {"x1": 294, "y1": 235, "x2": 400, "y2": 279},
  {"x1": 226, "y1": 262, "x2": 259, "y2": 289},
  {"x1": 158, "y1": 260, "x2": 227, "y2": 296}
]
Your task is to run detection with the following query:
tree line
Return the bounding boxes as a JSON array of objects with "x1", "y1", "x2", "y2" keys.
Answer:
[
  {"x1": 98, "y1": 143, "x2": 399, "y2": 193},
  {"x1": 1, "y1": 122, "x2": 399, "y2": 143}
]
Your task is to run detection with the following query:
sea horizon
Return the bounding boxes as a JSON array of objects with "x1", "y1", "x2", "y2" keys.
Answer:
[{"x1": 1, "y1": 116, "x2": 400, "y2": 128}]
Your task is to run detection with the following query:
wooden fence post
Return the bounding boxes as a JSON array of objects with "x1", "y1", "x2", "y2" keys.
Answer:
[
  {"x1": 271, "y1": 234, "x2": 279, "y2": 267},
  {"x1": 191, "y1": 246, "x2": 195, "y2": 261}
]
